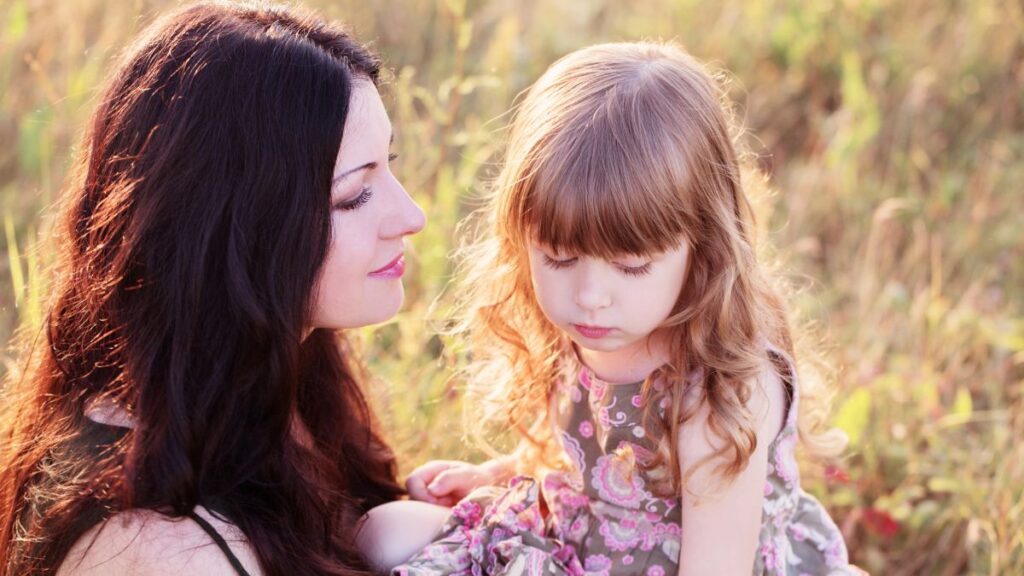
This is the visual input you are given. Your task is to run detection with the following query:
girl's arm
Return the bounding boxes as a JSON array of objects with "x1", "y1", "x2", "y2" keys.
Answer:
[
  {"x1": 676, "y1": 360, "x2": 787, "y2": 576},
  {"x1": 407, "y1": 403, "x2": 558, "y2": 505},
  {"x1": 405, "y1": 453, "x2": 518, "y2": 506}
]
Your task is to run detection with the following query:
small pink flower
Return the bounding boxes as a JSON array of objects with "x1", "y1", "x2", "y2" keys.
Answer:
[
  {"x1": 580, "y1": 368, "x2": 593, "y2": 390},
  {"x1": 622, "y1": 555, "x2": 634, "y2": 565},
  {"x1": 579, "y1": 420, "x2": 595, "y2": 438},
  {"x1": 451, "y1": 500, "x2": 483, "y2": 525},
  {"x1": 825, "y1": 537, "x2": 846, "y2": 567},
  {"x1": 581, "y1": 369, "x2": 607, "y2": 400},
  {"x1": 646, "y1": 566, "x2": 665, "y2": 576},
  {"x1": 631, "y1": 394, "x2": 643, "y2": 407},
  {"x1": 761, "y1": 540, "x2": 781, "y2": 570},
  {"x1": 764, "y1": 481, "x2": 774, "y2": 496},
  {"x1": 773, "y1": 433, "x2": 799, "y2": 488},
  {"x1": 790, "y1": 524, "x2": 808, "y2": 542},
  {"x1": 584, "y1": 554, "x2": 611, "y2": 573}
]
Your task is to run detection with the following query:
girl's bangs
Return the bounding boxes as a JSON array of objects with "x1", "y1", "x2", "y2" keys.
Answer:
[{"x1": 522, "y1": 119, "x2": 691, "y2": 259}]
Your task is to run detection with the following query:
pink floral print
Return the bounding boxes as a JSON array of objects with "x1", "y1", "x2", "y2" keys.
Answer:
[
  {"x1": 394, "y1": 349, "x2": 856, "y2": 576},
  {"x1": 590, "y1": 453, "x2": 649, "y2": 509}
]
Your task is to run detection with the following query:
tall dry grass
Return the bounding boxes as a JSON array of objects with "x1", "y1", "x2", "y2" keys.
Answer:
[{"x1": 1, "y1": 0, "x2": 1021, "y2": 573}]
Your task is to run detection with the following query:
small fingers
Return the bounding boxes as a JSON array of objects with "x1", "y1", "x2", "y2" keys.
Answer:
[
  {"x1": 406, "y1": 474, "x2": 436, "y2": 503},
  {"x1": 406, "y1": 461, "x2": 459, "y2": 503},
  {"x1": 428, "y1": 467, "x2": 488, "y2": 500}
]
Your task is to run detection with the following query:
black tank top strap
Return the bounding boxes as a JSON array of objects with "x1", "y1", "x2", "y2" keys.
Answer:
[{"x1": 186, "y1": 510, "x2": 253, "y2": 576}]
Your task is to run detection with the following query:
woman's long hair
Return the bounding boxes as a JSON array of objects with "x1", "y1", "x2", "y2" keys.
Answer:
[
  {"x1": 453, "y1": 42, "x2": 844, "y2": 496},
  {"x1": 0, "y1": 3, "x2": 403, "y2": 574}
]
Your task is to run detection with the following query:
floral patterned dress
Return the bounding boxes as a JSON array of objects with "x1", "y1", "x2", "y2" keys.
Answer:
[{"x1": 393, "y1": 349, "x2": 856, "y2": 575}]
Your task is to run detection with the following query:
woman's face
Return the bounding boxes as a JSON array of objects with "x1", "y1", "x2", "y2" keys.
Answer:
[{"x1": 310, "y1": 82, "x2": 426, "y2": 330}]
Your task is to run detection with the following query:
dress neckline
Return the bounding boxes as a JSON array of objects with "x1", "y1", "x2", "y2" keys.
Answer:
[
  {"x1": 568, "y1": 344, "x2": 651, "y2": 389},
  {"x1": 579, "y1": 364, "x2": 645, "y2": 390}
]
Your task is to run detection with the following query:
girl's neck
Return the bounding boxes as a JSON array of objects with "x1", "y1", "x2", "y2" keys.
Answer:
[{"x1": 574, "y1": 332, "x2": 671, "y2": 385}]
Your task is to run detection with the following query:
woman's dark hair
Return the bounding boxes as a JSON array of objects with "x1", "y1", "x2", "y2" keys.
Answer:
[{"x1": 0, "y1": 2, "x2": 403, "y2": 574}]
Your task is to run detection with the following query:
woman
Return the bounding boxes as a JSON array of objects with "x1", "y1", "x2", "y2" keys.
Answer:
[{"x1": 0, "y1": 2, "x2": 430, "y2": 574}]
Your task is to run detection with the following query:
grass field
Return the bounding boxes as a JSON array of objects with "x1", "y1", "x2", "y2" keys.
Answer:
[{"x1": 1, "y1": 0, "x2": 1022, "y2": 573}]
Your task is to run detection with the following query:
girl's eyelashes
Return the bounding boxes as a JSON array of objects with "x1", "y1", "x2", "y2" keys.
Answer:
[
  {"x1": 618, "y1": 263, "x2": 652, "y2": 277},
  {"x1": 542, "y1": 254, "x2": 577, "y2": 269},
  {"x1": 540, "y1": 253, "x2": 653, "y2": 277},
  {"x1": 335, "y1": 186, "x2": 373, "y2": 211},
  {"x1": 388, "y1": 152, "x2": 398, "y2": 162}
]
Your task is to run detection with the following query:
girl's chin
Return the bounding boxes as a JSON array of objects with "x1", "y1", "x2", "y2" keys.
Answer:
[{"x1": 569, "y1": 335, "x2": 628, "y2": 353}]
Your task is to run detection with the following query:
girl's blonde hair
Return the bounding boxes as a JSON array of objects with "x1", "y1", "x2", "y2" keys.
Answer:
[{"x1": 453, "y1": 42, "x2": 842, "y2": 495}]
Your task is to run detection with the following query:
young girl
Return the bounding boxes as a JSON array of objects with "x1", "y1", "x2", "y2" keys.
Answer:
[{"x1": 362, "y1": 42, "x2": 858, "y2": 575}]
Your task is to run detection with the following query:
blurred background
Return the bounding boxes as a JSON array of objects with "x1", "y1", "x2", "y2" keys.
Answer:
[{"x1": 1, "y1": 0, "x2": 1021, "y2": 573}]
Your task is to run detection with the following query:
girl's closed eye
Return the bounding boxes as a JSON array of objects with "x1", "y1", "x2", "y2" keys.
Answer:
[
  {"x1": 613, "y1": 251, "x2": 656, "y2": 277},
  {"x1": 617, "y1": 261, "x2": 652, "y2": 277},
  {"x1": 541, "y1": 252, "x2": 652, "y2": 277},
  {"x1": 541, "y1": 254, "x2": 578, "y2": 270}
]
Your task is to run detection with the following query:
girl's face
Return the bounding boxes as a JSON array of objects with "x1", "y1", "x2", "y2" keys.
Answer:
[
  {"x1": 310, "y1": 82, "x2": 426, "y2": 330},
  {"x1": 527, "y1": 240, "x2": 689, "y2": 359}
]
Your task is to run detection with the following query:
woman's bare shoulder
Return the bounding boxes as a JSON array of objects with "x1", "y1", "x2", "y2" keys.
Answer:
[{"x1": 57, "y1": 506, "x2": 261, "y2": 576}]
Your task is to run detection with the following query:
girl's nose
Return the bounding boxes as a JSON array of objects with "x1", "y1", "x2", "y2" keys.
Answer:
[{"x1": 574, "y1": 264, "x2": 611, "y2": 311}]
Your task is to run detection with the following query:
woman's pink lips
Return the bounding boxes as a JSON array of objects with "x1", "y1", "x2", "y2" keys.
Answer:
[
  {"x1": 368, "y1": 253, "x2": 405, "y2": 279},
  {"x1": 573, "y1": 324, "x2": 613, "y2": 339}
]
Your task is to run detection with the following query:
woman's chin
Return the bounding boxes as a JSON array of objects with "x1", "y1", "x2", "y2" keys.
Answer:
[{"x1": 314, "y1": 293, "x2": 406, "y2": 331}]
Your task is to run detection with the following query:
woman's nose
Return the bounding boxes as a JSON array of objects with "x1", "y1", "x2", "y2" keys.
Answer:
[{"x1": 382, "y1": 177, "x2": 426, "y2": 239}]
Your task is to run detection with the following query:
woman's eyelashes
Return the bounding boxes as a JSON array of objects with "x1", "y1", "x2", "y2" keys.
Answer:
[
  {"x1": 334, "y1": 152, "x2": 397, "y2": 212},
  {"x1": 336, "y1": 186, "x2": 373, "y2": 211},
  {"x1": 540, "y1": 254, "x2": 652, "y2": 277}
]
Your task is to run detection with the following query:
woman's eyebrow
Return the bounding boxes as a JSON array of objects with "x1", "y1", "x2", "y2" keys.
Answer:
[
  {"x1": 333, "y1": 162, "x2": 375, "y2": 184},
  {"x1": 332, "y1": 133, "x2": 395, "y2": 185}
]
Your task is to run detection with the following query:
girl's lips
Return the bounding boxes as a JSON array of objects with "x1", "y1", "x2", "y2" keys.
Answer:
[
  {"x1": 368, "y1": 254, "x2": 406, "y2": 279},
  {"x1": 573, "y1": 324, "x2": 613, "y2": 339}
]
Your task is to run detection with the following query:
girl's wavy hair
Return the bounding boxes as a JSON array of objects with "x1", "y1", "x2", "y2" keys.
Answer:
[
  {"x1": 0, "y1": 2, "x2": 403, "y2": 574},
  {"x1": 453, "y1": 42, "x2": 844, "y2": 496}
]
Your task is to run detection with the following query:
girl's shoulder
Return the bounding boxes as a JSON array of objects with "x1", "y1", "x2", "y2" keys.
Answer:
[
  {"x1": 679, "y1": 351, "x2": 788, "y2": 440},
  {"x1": 57, "y1": 506, "x2": 260, "y2": 576},
  {"x1": 679, "y1": 346, "x2": 792, "y2": 427}
]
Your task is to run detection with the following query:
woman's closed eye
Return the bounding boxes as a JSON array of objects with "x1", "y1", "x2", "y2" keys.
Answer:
[
  {"x1": 335, "y1": 186, "x2": 373, "y2": 211},
  {"x1": 333, "y1": 152, "x2": 398, "y2": 212}
]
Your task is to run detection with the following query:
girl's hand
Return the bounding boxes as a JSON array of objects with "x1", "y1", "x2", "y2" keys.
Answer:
[{"x1": 405, "y1": 458, "x2": 512, "y2": 506}]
